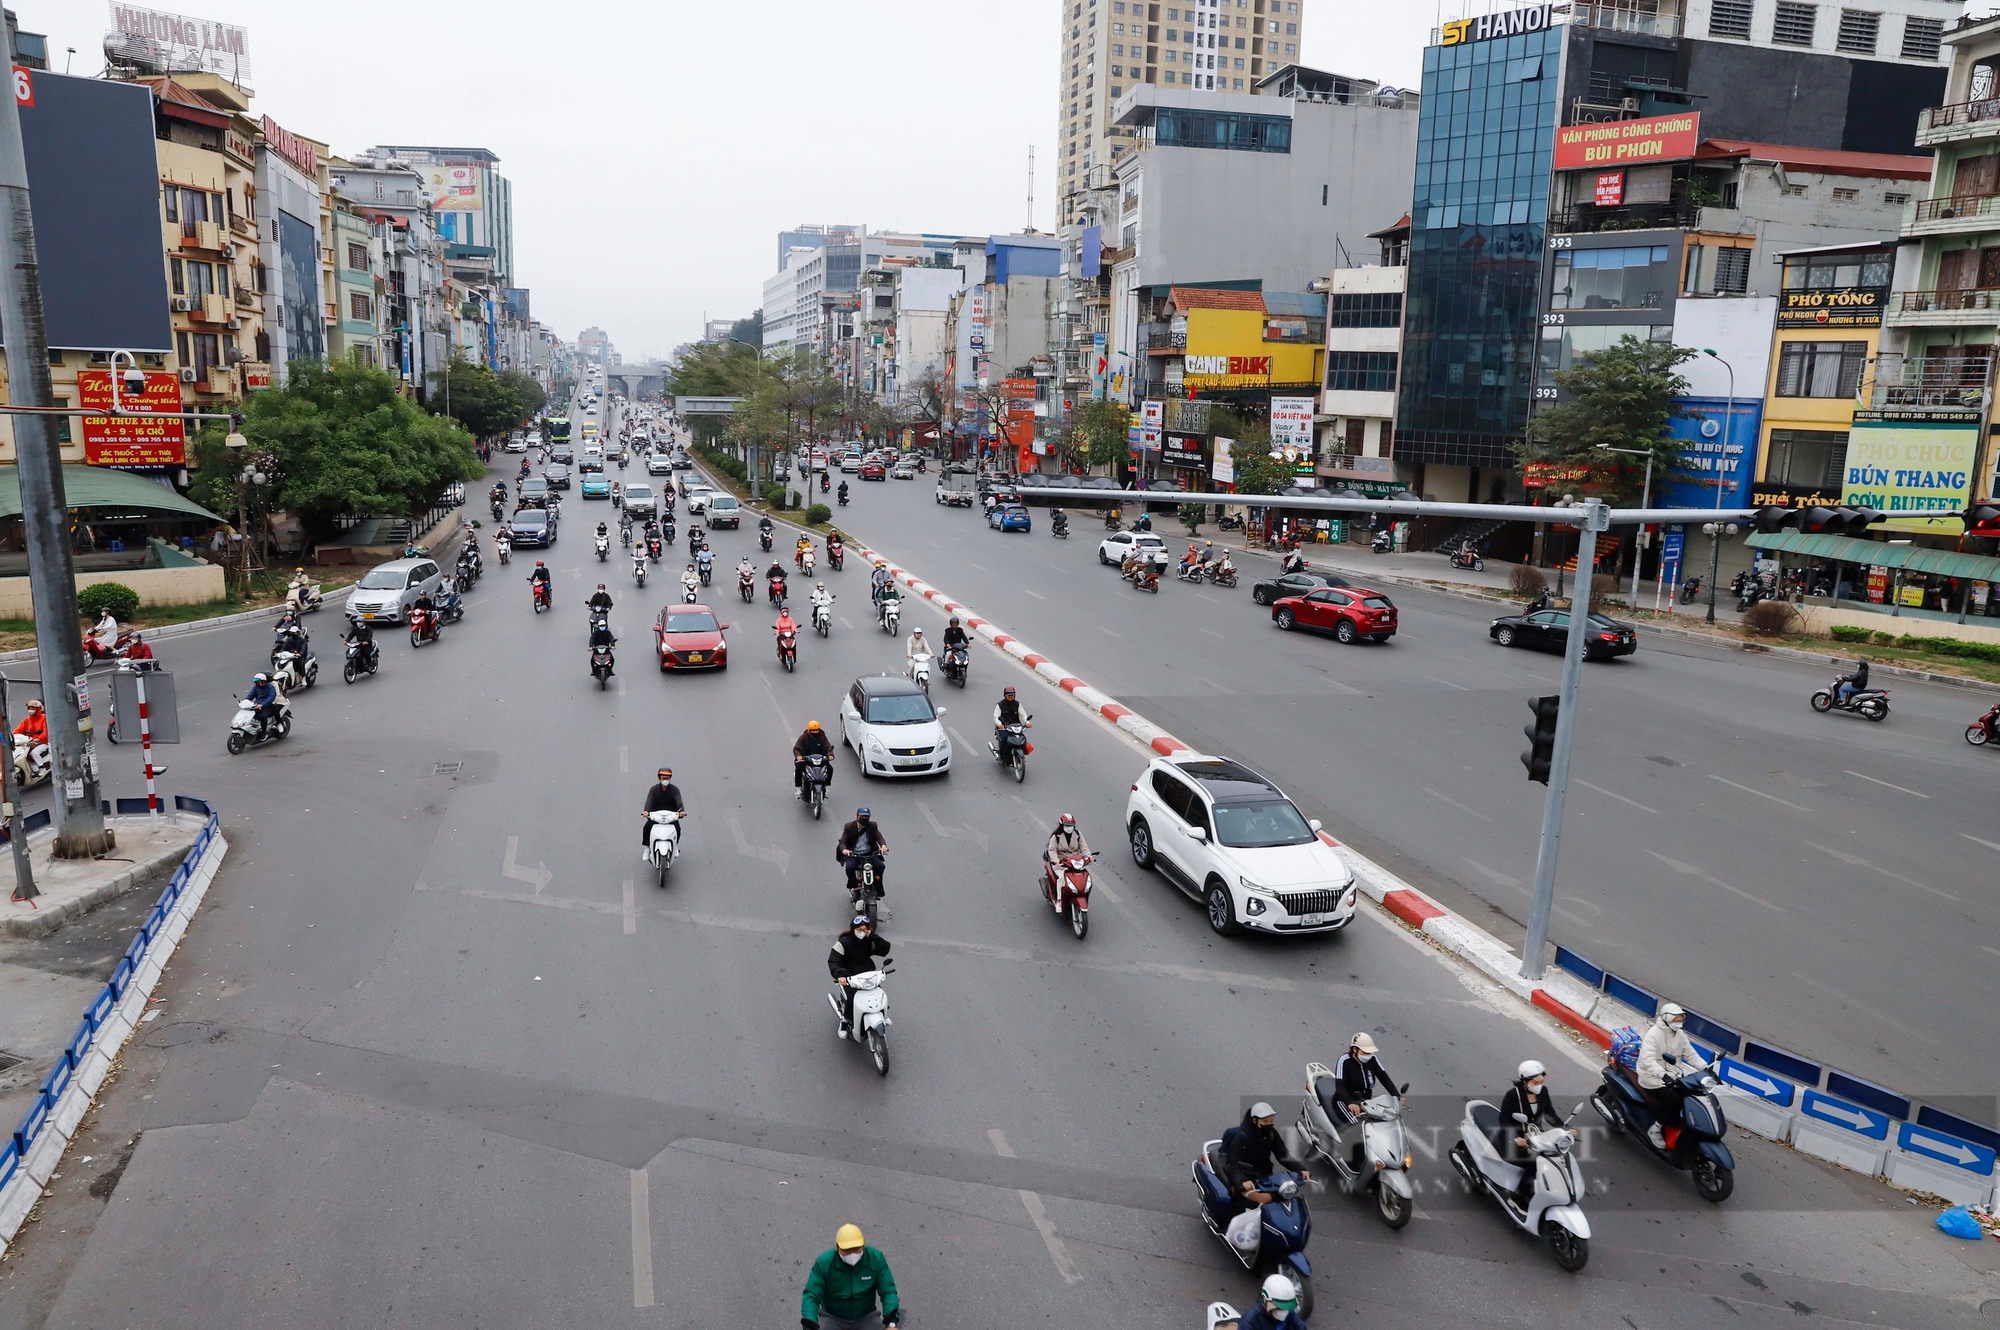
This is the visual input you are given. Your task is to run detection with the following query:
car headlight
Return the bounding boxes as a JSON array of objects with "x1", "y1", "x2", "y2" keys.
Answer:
[
  {"x1": 1238, "y1": 876, "x2": 1271, "y2": 897},
  {"x1": 867, "y1": 736, "x2": 886, "y2": 753},
  {"x1": 1243, "y1": 896, "x2": 1267, "y2": 916}
]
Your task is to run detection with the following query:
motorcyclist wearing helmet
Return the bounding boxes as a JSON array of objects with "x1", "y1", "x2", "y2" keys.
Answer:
[
  {"x1": 13, "y1": 698, "x2": 46, "y2": 745},
  {"x1": 758, "y1": 515, "x2": 775, "y2": 536},
  {"x1": 836, "y1": 806, "x2": 889, "y2": 894},
  {"x1": 1330, "y1": 1031, "x2": 1403, "y2": 1131},
  {"x1": 809, "y1": 580, "x2": 833, "y2": 619},
  {"x1": 1498, "y1": 1060, "x2": 1564, "y2": 1208},
  {"x1": 837, "y1": 479, "x2": 850, "y2": 504},
  {"x1": 529, "y1": 560, "x2": 552, "y2": 606},
  {"x1": 1636, "y1": 1001, "x2": 1709, "y2": 1149},
  {"x1": 596, "y1": 520, "x2": 609, "y2": 541},
  {"x1": 1225, "y1": 1102, "x2": 1309, "y2": 1206},
  {"x1": 681, "y1": 563, "x2": 700, "y2": 598},
  {"x1": 342, "y1": 616, "x2": 377, "y2": 668},
  {"x1": 1045, "y1": 812, "x2": 1090, "y2": 867},
  {"x1": 993, "y1": 686, "x2": 1029, "y2": 752},
  {"x1": 869, "y1": 562, "x2": 892, "y2": 603},
  {"x1": 941, "y1": 615, "x2": 969, "y2": 653},
  {"x1": 642, "y1": 767, "x2": 685, "y2": 847},
  {"x1": 1237, "y1": 1273, "x2": 1307, "y2": 1330},
  {"x1": 1834, "y1": 658, "x2": 1870, "y2": 707},
  {"x1": 825, "y1": 916, "x2": 893, "y2": 1042},
  {"x1": 800, "y1": 1220, "x2": 901, "y2": 1330},
  {"x1": 793, "y1": 720, "x2": 834, "y2": 797},
  {"x1": 587, "y1": 584, "x2": 614, "y2": 615},
  {"x1": 246, "y1": 671, "x2": 283, "y2": 734},
  {"x1": 904, "y1": 627, "x2": 932, "y2": 679}
]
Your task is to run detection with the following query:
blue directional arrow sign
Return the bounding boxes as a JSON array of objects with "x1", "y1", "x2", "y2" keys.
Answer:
[
  {"x1": 1898, "y1": 1122, "x2": 1997, "y2": 1176},
  {"x1": 1718, "y1": 1057, "x2": 1794, "y2": 1106},
  {"x1": 1800, "y1": 1089, "x2": 1890, "y2": 1141}
]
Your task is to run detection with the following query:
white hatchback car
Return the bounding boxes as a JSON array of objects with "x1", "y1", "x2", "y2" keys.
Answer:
[
  {"x1": 1124, "y1": 755, "x2": 1357, "y2": 936},
  {"x1": 1098, "y1": 529, "x2": 1167, "y2": 567},
  {"x1": 840, "y1": 675, "x2": 952, "y2": 778}
]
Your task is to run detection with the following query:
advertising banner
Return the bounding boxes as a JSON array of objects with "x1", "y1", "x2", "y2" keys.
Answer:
[
  {"x1": 1213, "y1": 437, "x2": 1235, "y2": 484},
  {"x1": 1554, "y1": 112, "x2": 1701, "y2": 171},
  {"x1": 422, "y1": 162, "x2": 483, "y2": 211},
  {"x1": 1776, "y1": 286, "x2": 1884, "y2": 328},
  {"x1": 1161, "y1": 432, "x2": 1207, "y2": 468},
  {"x1": 106, "y1": 4, "x2": 251, "y2": 82},
  {"x1": 1842, "y1": 419, "x2": 1980, "y2": 533},
  {"x1": 1656, "y1": 396, "x2": 1758, "y2": 510},
  {"x1": 1270, "y1": 396, "x2": 1315, "y2": 452},
  {"x1": 77, "y1": 368, "x2": 185, "y2": 467},
  {"x1": 1594, "y1": 171, "x2": 1624, "y2": 206}
]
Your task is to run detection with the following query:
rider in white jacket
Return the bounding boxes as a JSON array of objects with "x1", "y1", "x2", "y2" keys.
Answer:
[
  {"x1": 905, "y1": 627, "x2": 932, "y2": 676},
  {"x1": 1636, "y1": 1002, "x2": 1709, "y2": 1148}
]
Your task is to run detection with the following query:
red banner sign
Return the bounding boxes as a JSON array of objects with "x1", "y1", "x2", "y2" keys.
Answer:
[
  {"x1": 1554, "y1": 113, "x2": 1701, "y2": 171},
  {"x1": 1594, "y1": 171, "x2": 1624, "y2": 206},
  {"x1": 77, "y1": 369, "x2": 187, "y2": 467}
]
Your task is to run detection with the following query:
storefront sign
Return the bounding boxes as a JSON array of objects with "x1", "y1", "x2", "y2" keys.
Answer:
[
  {"x1": 1594, "y1": 171, "x2": 1624, "y2": 206},
  {"x1": 107, "y1": 4, "x2": 251, "y2": 81},
  {"x1": 77, "y1": 369, "x2": 186, "y2": 467},
  {"x1": 1213, "y1": 437, "x2": 1234, "y2": 484},
  {"x1": 1439, "y1": 3, "x2": 1553, "y2": 45},
  {"x1": 224, "y1": 128, "x2": 255, "y2": 164},
  {"x1": 1775, "y1": 287, "x2": 1885, "y2": 328},
  {"x1": 1554, "y1": 113, "x2": 1701, "y2": 171},
  {"x1": 1270, "y1": 396, "x2": 1314, "y2": 452},
  {"x1": 260, "y1": 114, "x2": 318, "y2": 179},
  {"x1": 1842, "y1": 419, "x2": 1980, "y2": 532},
  {"x1": 1521, "y1": 461, "x2": 1595, "y2": 489},
  {"x1": 1161, "y1": 431, "x2": 1208, "y2": 468},
  {"x1": 1186, "y1": 354, "x2": 1272, "y2": 377},
  {"x1": 1866, "y1": 565, "x2": 1889, "y2": 604},
  {"x1": 1749, "y1": 482, "x2": 1840, "y2": 508}
]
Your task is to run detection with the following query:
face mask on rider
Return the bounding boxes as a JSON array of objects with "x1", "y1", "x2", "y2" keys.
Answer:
[{"x1": 839, "y1": 1251, "x2": 863, "y2": 1266}]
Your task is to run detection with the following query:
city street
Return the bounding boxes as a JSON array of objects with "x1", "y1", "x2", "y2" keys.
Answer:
[
  {"x1": 3, "y1": 398, "x2": 1996, "y2": 1325},
  {"x1": 829, "y1": 476, "x2": 2000, "y2": 1105}
]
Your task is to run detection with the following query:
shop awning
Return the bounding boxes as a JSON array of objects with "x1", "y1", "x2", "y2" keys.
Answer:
[
  {"x1": 0, "y1": 466, "x2": 219, "y2": 523},
  {"x1": 1746, "y1": 530, "x2": 2000, "y2": 581}
]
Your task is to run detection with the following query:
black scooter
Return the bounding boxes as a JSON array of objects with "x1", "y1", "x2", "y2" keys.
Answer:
[
  {"x1": 1051, "y1": 509, "x2": 1069, "y2": 539},
  {"x1": 1591, "y1": 1063, "x2": 1734, "y2": 1202},
  {"x1": 1679, "y1": 577, "x2": 1702, "y2": 605},
  {"x1": 1811, "y1": 677, "x2": 1890, "y2": 721}
]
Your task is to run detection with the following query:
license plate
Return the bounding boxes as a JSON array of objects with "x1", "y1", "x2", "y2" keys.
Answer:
[
  {"x1": 1302, "y1": 912, "x2": 1332, "y2": 926},
  {"x1": 687, "y1": 652, "x2": 703, "y2": 662},
  {"x1": 362, "y1": 612, "x2": 376, "y2": 620}
]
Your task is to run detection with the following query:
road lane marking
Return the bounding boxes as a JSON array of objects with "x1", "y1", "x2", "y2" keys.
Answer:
[
  {"x1": 1964, "y1": 834, "x2": 2000, "y2": 854},
  {"x1": 619, "y1": 745, "x2": 628, "y2": 773},
  {"x1": 1462, "y1": 858, "x2": 1520, "y2": 887},
  {"x1": 989, "y1": 1129, "x2": 1082, "y2": 1285},
  {"x1": 917, "y1": 799, "x2": 989, "y2": 851},
  {"x1": 501, "y1": 836, "x2": 551, "y2": 895},
  {"x1": 1787, "y1": 970, "x2": 1937, "y2": 1044},
  {"x1": 1422, "y1": 675, "x2": 1469, "y2": 692},
  {"x1": 618, "y1": 675, "x2": 626, "y2": 696},
  {"x1": 1804, "y1": 843, "x2": 1958, "y2": 901},
  {"x1": 630, "y1": 1168, "x2": 656, "y2": 1307},
  {"x1": 623, "y1": 880, "x2": 637, "y2": 934},
  {"x1": 1194, "y1": 592, "x2": 1219, "y2": 605},
  {"x1": 1575, "y1": 779, "x2": 1658, "y2": 815},
  {"x1": 418, "y1": 881, "x2": 619, "y2": 916},
  {"x1": 1190, "y1": 675, "x2": 1236, "y2": 695},
  {"x1": 1096, "y1": 625, "x2": 1121, "y2": 639},
  {"x1": 1023, "y1": 588, "x2": 1045, "y2": 600},
  {"x1": 1202, "y1": 628, "x2": 1226, "y2": 640},
  {"x1": 1707, "y1": 775, "x2": 1807, "y2": 812},
  {"x1": 1842, "y1": 769, "x2": 1928, "y2": 798},
  {"x1": 1645, "y1": 851, "x2": 1783, "y2": 912},
  {"x1": 727, "y1": 816, "x2": 790, "y2": 872},
  {"x1": 840, "y1": 617, "x2": 853, "y2": 628},
  {"x1": 1422, "y1": 788, "x2": 1492, "y2": 822}
]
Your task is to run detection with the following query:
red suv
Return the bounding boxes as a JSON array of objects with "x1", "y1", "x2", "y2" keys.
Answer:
[
  {"x1": 1270, "y1": 584, "x2": 1397, "y2": 644},
  {"x1": 861, "y1": 462, "x2": 887, "y2": 481}
]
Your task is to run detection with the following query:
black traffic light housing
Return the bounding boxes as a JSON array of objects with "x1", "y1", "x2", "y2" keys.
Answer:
[
  {"x1": 1522, "y1": 695, "x2": 1560, "y2": 784},
  {"x1": 1751, "y1": 506, "x2": 1802, "y2": 534},
  {"x1": 1957, "y1": 501, "x2": 2000, "y2": 535}
]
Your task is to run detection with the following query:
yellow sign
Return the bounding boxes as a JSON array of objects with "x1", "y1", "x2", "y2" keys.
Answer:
[
  {"x1": 1841, "y1": 420, "x2": 1978, "y2": 534},
  {"x1": 1182, "y1": 308, "x2": 1319, "y2": 389}
]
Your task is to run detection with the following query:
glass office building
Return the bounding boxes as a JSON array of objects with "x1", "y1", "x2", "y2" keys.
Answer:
[{"x1": 1396, "y1": 23, "x2": 1562, "y2": 489}]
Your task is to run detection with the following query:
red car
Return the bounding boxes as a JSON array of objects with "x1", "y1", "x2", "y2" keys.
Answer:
[
  {"x1": 861, "y1": 462, "x2": 887, "y2": 481},
  {"x1": 1271, "y1": 584, "x2": 1397, "y2": 644},
  {"x1": 655, "y1": 603, "x2": 729, "y2": 670}
]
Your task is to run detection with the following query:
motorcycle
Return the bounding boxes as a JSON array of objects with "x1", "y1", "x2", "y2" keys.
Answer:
[
  {"x1": 341, "y1": 635, "x2": 379, "y2": 684},
  {"x1": 1209, "y1": 562, "x2": 1239, "y2": 589},
  {"x1": 827, "y1": 965, "x2": 893, "y2": 1076},
  {"x1": 827, "y1": 543, "x2": 845, "y2": 572},
  {"x1": 495, "y1": 534, "x2": 512, "y2": 565},
  {"x1": 759, "y1": 528, "x2": 774, "y2": 553},
  {"x1": 768, "y1": 575, "x2": 789, "y2": 609},
  {"x1": 1966, "y1": 700, "x2": 2000, "y2": 746},
  {"x1": 812, "y1": 597, "x2": 833, "y2": 637},
  {"x1": 491, "y1": 498, "x2": 506, "y2": 522},
  {"x1": 991, "y1": 715, "x2": 1031, "y2": 782},
  {"x1": 941, "y1": 643, "x2": 969, "y2": 687},
  {"x1": 591, "y1": 641, "x2": 615, "y2": 690},
  {"x1": 271, "y1": 645, "x2": 319, "y2": 690},
  {"x1": 82, "y1": 628, "x2": 142, "y2": 662},
  {"x1": 647, "y1": 537, "x2": 663, "y2": 563},
  {"x1": 1217, "y1": 512, "x2": 1245, "y2": 532},
  {"x1": 800, "y1": 752, "x2": 832, "y2": 820},
  {"x1": 1127, "y1": 562, "x2": 1162, "y2": 594},
  {"x1": 837, "y1": 490, "x2": 850, "y2": 508},
  {"x1": 681, "y1": 578, "x2": 700, "y2": 605},
  {"x1": 1591, "y1": 1060, "x2": 1735, "y2": 1202},
  {"x1": 1051, "y1": 509, "x2": 1069, "y2": 540},
  {"x1": 10, "y1": 733, "x2": 50, "y2": 790},
  {"x1": 845, "y1": 853, "x2": 886, "y2": 927},
  {"x1": 1448, "y1": 1097, "x2": 1591, "y2": 1271},
  {"x1": 1678, "y1": 576, "x2": 1702, "y2": 605},
  {"x1": 619, "y1": 520, "x2": 633, "y2": 548},
  {"x1": 1371, "y1": 530, "x2": 1393, "y2": 554},
  {"x1": 1296, "y1": 1067, "x2": 1415, "y2": 1229},
  {"x1": 777, "y1": 622, "x2": 799, "y2": 672},
  {"x1": 1104, "y1": 509, "x2": 1122, "y2": 531},
  {"x1": 908, "y1": 651, "x2": 932, "y2": 694},
  {"x1": 225, "y1": 695, "x2": 291, "y2": 754},
  {"x1": 1449, "y1": 544, "x2": 1485, "y2": 572},
  {"x1": 698, "y1": 553, "x2": 714, "y2": 587},
  {"x1": 802, "y1": 548, "x2": 816, "y2": 578},
  {"x1": 1041, "y1": 850, "x2": 1096, "y2": 939},
  {"x1": 633, "y1": 558, "x2": 649, "y2": 588},
  {"x1": 433, "y1": 587, "x2": 465, "y2": 624},
  {"x1": 1176, "y1": 561, "x2": 1206, "y2": 585},
  {"x1": 531, "y1": 577, "x2": 552, "y2": 613},
  {"x1": 1811, "y1": 677, "x2": 1889, "y2": 721},
  {"x1": 1192, "y1": 1145, "x2": 1315, "y2": 1319},
  {"x1": 596, "y1": 534, "x2": 610, "y2": 562},
  {"x1": 644, "y1": 808, "x2": 682, "y2": 888},
  {"x1": 879, "y1": 597, "x2": 901, "y2": 634},
  {"x1": 285, "y1": 579, "x2": 325, "y2": 613},
  {"x1": 820, "y1": 472, "x2": 830, "y2": 492},
  {"x1": 408, "y1": 606, "x2": 442, "y2": 649}
]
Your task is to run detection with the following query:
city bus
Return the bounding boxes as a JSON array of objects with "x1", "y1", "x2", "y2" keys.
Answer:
[{"x1": 546, "y1": 416, "x2": 572, "y2": 445}]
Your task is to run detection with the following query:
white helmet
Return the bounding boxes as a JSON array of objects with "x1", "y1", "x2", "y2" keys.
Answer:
[
  {"x1": 1517, "y1": 1060, "x2": 1546, "y2": 1081},
  {"x1": 1659, "y1": 1001, "x2": 1686, "y2": 1023},
  {"x1": 1261, "y1": 1273, "x2": 1299, "y2": 1307}
]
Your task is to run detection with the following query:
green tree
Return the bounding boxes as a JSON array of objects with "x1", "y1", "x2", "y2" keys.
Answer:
[
  {"x1": 428, "y1": 358, "x2": 525, "y2": 439},
  {"x1": 1073, "y1": 400, "x2": 1131, "y2": 469},
  {"x1": 192, "y1": 359, "x2": 482, "y2": 544},
  {"x1": 729, "y1": 310, "x2": 763, "y2": 347},
  {"x1": 497, "y1": 369, "x2": 547, "y2": 421},
  {"x1": 1520, "y1": 335, "x2": 1696, "y2": 506}
]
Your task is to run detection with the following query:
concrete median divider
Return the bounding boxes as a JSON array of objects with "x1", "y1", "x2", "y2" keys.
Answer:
[{"x1": 0, "y1": 797, "x2": 229, "y2": 1249}]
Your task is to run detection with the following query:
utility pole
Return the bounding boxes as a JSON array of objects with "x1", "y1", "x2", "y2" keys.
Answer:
[
  {"x1": 1519, "y1": 498, "x2": 1608, "y2": 980},
  {"x1": 0, "y1": 51, "x2": 107, "y2": 856}
]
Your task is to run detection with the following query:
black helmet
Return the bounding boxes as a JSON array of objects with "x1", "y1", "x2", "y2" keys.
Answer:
[{"x1": 1003, "y1": 686, "x2": 1017, "y2": 698}]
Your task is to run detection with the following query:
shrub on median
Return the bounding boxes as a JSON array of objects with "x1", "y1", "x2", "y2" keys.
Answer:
[
  {"x1": 1509, "y1": 564, "x2": 1547, "y2": 598},
  {"x1": 1830, "y1": 625, "x2": 1872, "y2": 643},
  {"x1": 804, "y1": 503, "x2": 832, "y2": 526},
  {"x1": 1742, "y1": 600, "x2": 1800, "y2": 637},
  {"x1": 78, "y1": 581, "x2": 140, "y2": 624}
]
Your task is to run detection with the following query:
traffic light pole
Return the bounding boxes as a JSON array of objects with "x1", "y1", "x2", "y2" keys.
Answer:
[{"x1": 1520, "y1": 499, "x2": 1607, "y2": 981}]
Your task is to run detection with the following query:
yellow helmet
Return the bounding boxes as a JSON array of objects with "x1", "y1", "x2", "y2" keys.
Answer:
[
  {"x1": 835, "y1": 1222, "x2": 865, "y2": 1251},
  {"x1": 806, "y1": 720, "x2": 821, "y2": 732}
]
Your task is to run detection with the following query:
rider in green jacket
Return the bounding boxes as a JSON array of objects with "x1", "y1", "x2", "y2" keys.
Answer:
[{"x1": 801, "y1": 1222, "x2": 901, "y2": 1329}]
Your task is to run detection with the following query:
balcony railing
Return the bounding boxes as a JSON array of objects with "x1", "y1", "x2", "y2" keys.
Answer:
[
  {"x1": 1145, "y1": 330, "x2": 1185, "y2": 350},
  {"x1": 1571, "y1": 1, "x2": 1683, "y2": 36},
  {"x1": 1890, "y1": 287, "x2": 2000, "y2": 314},
  {"x1": 1548, "y1": 202, "x2": 1701, "y2": 234},
  {"x1": 1916, "y1": 99, "x2": 2000, "y2": 135},
  {"x1": 1912, "y1": 193, "x2": 2000, "y2": 224},
  {"x1": 1857, "y1": 353, "x2": 1994, "y2": 412}
]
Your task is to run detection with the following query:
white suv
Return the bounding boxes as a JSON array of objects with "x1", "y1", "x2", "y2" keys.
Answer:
[
  {"x1": 1099, "y1": 529, "x2": 1167, "y2": 568},
  {"x1": 1124, "y1": 755, "x2": 1357, "y2": 937}
]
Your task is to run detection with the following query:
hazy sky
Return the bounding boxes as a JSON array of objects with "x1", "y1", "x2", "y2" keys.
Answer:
[{"x1": 38, "y1": 0, "x2": 1437, "y2": 357}]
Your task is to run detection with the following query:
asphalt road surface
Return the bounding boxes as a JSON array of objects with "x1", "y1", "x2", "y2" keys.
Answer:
[
  {"x1": 3, "y1": 408, "x2": 1995, "y2": 1326},
  {"x1": 826, "y1": 473, "x2": 2000, "y2": 1111}
]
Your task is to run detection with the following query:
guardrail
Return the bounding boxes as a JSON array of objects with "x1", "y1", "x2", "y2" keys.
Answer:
[
  {"x1": 1553, "y1": 943, "x2": 1999, "y2": 1205},
  {"x1": 0, "y1": 797, "x2": 226, "y2": 1245}
]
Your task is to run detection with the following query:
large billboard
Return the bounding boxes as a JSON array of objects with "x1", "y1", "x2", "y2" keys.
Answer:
[
  {"x1": 278, "y1": 209, "x2": 324, "y2": 365},
  {"x1": 422, "y1": 163, "x2": 483, "y2": 211},
  {"x1": 1842, "y1": 419, "x2": 1981, "y2": 534},
  {"x1": 78, "y1": 369, "x2": 186, "y2": 468},
  {"x1": 104, "y1": 4, "x2": 252, "y2": 82},
  {"x1": 17, "y1": 72, "x2": 171, "y2": 352},
  {"x1": 1657, "y1": 396, "x2": 1758, "y2": 509},
  {"x1": 1554, "y1": 113, "x2": 1701, "y2": 171}
]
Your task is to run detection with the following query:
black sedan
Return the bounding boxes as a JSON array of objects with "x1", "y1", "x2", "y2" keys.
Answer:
[
  {"x1": 545, "y1": 463, "x2": 572, "y2": 490},
  {"x1": 1250, "y1": 570, "x2": 1352, "y2": 606},
  {"x1": 1488, "y1": 608, "x2": 1637, "y2": 661},
  {"x1": 508, "y1": 509, "x2": 556, "y2": 548}
]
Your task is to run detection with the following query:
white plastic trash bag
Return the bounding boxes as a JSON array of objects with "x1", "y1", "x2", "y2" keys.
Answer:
[{"x1": 1225, "y1": 1208, "x2": 1262, "y2": 1255}]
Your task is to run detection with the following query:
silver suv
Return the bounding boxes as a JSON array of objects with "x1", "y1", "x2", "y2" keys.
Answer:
[{"x1": 344, "y1": 557, "x2": 445, "y2": 624}]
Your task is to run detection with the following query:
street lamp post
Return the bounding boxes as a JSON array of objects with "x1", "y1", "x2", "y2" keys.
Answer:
[
  {"x1": 1701, "y1": 348, "x2": 1736, "y2": 625},
  {"x1": 1596, "y1": 444, "x2": 1654, "y2": 611}
]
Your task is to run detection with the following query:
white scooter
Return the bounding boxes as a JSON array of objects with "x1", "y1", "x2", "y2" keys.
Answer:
[
  {"x1": 680, "y1": 577, "x2": 700, "y2": 605},
  {"x1": 1448, "y1": 1098, "x2": 1592, "y2": 1270},
  {"x1": 596, "y1": 533, "x2": 610, "y2": 562},
  {"x1": 908, "y1": 651, "x2": 932, "y2": 694},
  {"x1": 11, "y1": 733, "x2": 50, "y2": 789},
  {"x1": 271, "y1": 646, "x2": 318, "y2": 691},
  {"x1": 495, "y1": 532, "x2": 512, "y2": 565},
  {"x1": 285, "y1": 578, "x2": 324, "y2": 613},
  {"x1": 826, "y1": 966, "x2": 892, "y2": 1076},
  {"x1": 811, "y1": 596, "x2": 834, "y2": 637},
  {"x1": 633, "y1": 556, "x2": 648, "y2": 588},
  {"x1": 644, "y1": 808, "x2": 681, "y2": 888},
  {"x1": 1297, "y1": 1065, "x2": 1415, "y2": 1229},
  {"x1": 879, "y1": 597, "x2": 901, "y2": 635},
  {"x1": 225, "y1": 696, "x2": 291, "y2": 754}
]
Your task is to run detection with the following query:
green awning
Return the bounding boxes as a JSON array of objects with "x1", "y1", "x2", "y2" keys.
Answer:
[
  {"x1": 0, "y1": 466, "x2": 219, "y2": 523},
  {"x1": 1746, "y1": 530, "x2": 2000, "y2": 582}
]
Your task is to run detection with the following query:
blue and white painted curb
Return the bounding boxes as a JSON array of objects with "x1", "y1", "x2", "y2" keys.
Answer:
[{"x1": 0, "y1": 797, "x2": 228, "y2": 1248}]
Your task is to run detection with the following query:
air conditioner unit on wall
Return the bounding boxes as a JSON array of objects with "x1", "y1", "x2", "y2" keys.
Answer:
[
  {"x1": 171, "y1": 296, "x2": 193, "y2": 312},
  {"x1": 179, "y1": 368, "x2": 197, "y2": 383}
]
